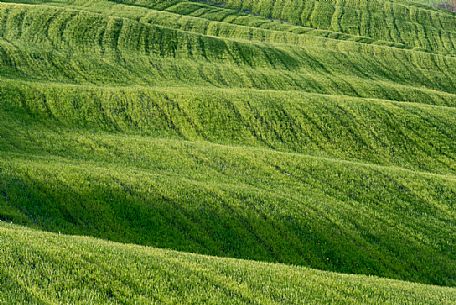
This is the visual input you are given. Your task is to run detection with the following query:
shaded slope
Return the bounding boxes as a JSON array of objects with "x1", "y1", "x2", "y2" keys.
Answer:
[
  {"x1": 0, "y1": 0, "x2": 455, "y2": 289},
  {"x1": 1, "y1": 223, "x2": 456, "y2": 305},
  {"x1": 1, "y1": 108, "x2": 455, "y2": 285}
]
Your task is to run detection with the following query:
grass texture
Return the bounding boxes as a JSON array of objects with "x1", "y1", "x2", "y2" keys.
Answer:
[
  {"x1": 1, "y1": 223, "x2": 456, "y2": 304},
  {"x1": 0, "y1": 0, "x2": 455, "y2": 299}
]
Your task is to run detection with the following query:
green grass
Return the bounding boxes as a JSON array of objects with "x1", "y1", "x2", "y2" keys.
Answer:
[
  {"x1": 187, "y1": 0, "x2": 456, "y2": 54},
  {"x1": 0, "y1": 0, "x2": 455, "y2": 301},
  {"x1": 1, "y1": 222, "x2": 456, "y2": 304},
  {"x1": 1, "y1": 103, "x2": 455, "y2": 286}
]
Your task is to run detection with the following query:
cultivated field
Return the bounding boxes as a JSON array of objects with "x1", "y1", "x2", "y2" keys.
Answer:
[
  {"x1": 0, "y1": 0, "x2": 455, "y2": 303},
  {"x1": 1, "y1": 223, "x2": 456, "y2": 304}
]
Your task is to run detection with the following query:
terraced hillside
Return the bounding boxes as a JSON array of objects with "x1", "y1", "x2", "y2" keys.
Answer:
[{"x1": 0, "y1": 0, "x2": 455, "y2": 300}]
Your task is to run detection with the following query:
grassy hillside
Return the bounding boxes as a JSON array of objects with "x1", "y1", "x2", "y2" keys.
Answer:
[
  {"x1": 1, "y1": 223, "x2": 456, "y2": 304},
  {"x1": 2, "y1": 85, "x2": 456, "y2": 285},
  {"x1": 0, "y1": 0, "x2": 455, "y2": 294},
  {"x1": 191, "y1": 0, "x2": 456, "y2": 54}
]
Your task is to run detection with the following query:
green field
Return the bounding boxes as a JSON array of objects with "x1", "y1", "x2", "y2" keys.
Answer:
[
  {"x1": 0, "y1": 0, "x2": 455, "y2": 303},
  {"x1": 1, "y1": 223, "x2": 456, "y2": 304}
]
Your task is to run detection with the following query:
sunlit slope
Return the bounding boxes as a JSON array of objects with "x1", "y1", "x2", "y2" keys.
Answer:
[
  {"x1": 183, "y1": 0, "x2": 456, "y2": 55},
  {"x1": 1, "y1": 223, "x2": 455, "y2": 305},
  {"x1": 1, "y1": 83, "x2": 456, "y2": 174},
  {"x1": 0, "y1": 0, "x2": 455, "y2": 288},
  {"x1": 1, "y1": 1, "x2": 456, "y2": 97},
  {"x1": 1, "y1": 107, "x2": 455, "y2": 286}
]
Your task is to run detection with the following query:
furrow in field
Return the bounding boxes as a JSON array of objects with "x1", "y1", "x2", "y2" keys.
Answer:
[
  {"x1": 1, "y1": 0, "x2": 454, "y2": 59},
  {"x1": 191, "y1": 0, "x2": 456, "y2": 55},
  {"x1": 0, "y1": 0, "x2": 455, "y2": 292},
  {"x1": 0, "y1": 2, "x2": 455, "y2": 97}
]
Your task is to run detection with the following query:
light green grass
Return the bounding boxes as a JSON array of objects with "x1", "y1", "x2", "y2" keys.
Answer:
[
  {"x1": 185, "y1": 0, "x2": 456, "y2": 54},
  {"x1": 0, "y1": 0, "x2": 455, "y2": 299},
  {"x1": 1, "y1": 223, "x2": 456, "y2": 305},
  {"x1": 1, "y1": 109, "x2": 455, "y2": 286}
]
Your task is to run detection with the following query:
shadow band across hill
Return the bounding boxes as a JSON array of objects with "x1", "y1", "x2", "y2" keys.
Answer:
[
  {"x1": 0, "y1": 0, "x2": 455, "y2": 294},
  {"x1": 0, "y1": 146, "x2": 455, "y2": 287}
]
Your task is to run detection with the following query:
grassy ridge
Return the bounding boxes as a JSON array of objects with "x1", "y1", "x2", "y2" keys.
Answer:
[
  {"x1": 1, "y1": 223, "x2": 456, "y2": 304},
  {"x1": 1, "y1": 1, "x2": 456, "y2": 99},
  {"x1": 12, "y1": 0, "x2": 445, "y2": 52},
  {"x1": 1, "y1": 110, "x2": 455, "y2": 285},
  {"x1": 193, "y1": 0, "x2": 456, "y2": 55},
  {"x1": 2, "y1": 82, "x2": 456, "y2": 174},
  {"x1": 0, "y1": 0, "x2": 455, "y2": 291}
]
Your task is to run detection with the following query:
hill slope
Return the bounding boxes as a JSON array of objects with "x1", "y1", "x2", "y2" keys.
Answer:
[
  {"x1": 1, "y1": 223, "x2": 456, "y2": 305},
  {"x1": 0, "y1": 0, "x2": 455, "y2": 292}
]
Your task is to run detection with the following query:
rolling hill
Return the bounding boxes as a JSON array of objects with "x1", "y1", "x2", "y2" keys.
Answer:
[
  {"x1": 0, "y1": 0, "x2": 455, "y2": 303},
  {"x1": 1, "y1": 223, "x2": 456, "y2": 304}
]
